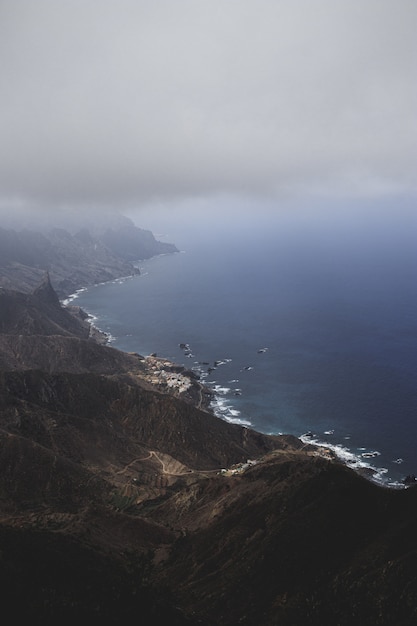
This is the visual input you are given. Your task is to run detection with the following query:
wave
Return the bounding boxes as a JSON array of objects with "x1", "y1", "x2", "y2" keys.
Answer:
[
  {"x1": 214, "y1": 358, "x2": 232, "y2": 366},
  {"x1": 300, "y1": 432, "x2": 405, "y2": 489},
  {"x1": 61, "y1": 287, "x2": 87, "y2": 306},
  {"x1": 212, "y1": 384, "x2": 232, "y2": 395},
  {"x1": 211, "y1": 395, "x2": 252, "y2": 426},
  {"x1": 206, "y1": 381, "x2": 252, "y2": 426}
]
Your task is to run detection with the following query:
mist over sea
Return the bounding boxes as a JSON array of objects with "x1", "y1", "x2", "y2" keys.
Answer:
[{"x1": 73, "y1": 204, "x2": 417, "y2": 486}]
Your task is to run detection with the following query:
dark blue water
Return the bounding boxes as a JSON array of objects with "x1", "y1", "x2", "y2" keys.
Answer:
[{"x1": 71, "y1": 205, "x2": 417, "y2": 486}]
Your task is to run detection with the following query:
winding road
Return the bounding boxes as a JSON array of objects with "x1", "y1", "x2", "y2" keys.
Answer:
[{"x1": 116, "y1": 451, "x2": 194, "y2": 477}]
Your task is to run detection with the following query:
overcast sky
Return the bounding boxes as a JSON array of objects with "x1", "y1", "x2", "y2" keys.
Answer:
[{"x1": 0, "y1": 0, "x2": 416, "y2": 221}]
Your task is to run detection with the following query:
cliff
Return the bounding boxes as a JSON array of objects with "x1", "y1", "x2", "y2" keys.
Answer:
[{"x1": 0, "y1": 213, "x2": 178, "y2": 296}]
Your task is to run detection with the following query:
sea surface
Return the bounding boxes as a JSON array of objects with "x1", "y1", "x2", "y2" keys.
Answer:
[{"x1": 70, "y1": 206, "x2": 417, "y2": 487}]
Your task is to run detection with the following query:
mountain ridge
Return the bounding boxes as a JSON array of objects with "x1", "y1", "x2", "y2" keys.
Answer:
[{"x1": 0, "y1": 214, "x2": 178, "y2": 296}]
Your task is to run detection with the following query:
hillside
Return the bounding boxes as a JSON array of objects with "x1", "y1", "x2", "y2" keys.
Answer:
[
  {"x1": 0, "y1": 265, "x2": 417, "y2": 622},
  {"x1": 0, "y1": 213, "x2": 178, "y2": 296}
]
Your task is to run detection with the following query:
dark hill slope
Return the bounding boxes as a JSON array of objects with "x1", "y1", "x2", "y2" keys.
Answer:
[
  {"x1": 153, "y1": 456, "x2": 417, "y2": 625},
  {"x1": 0, "y1": 275, "x2": 89, "y2": 338},
  {"x1": 0, "y1": 523, "x2": 188, "y2": 623},
  {"x1": 0, "y1": 367, "x2": 293, "y2": 494},
  {"x1": 0, "y1": 334, "x2": 142, "y2": 372}
]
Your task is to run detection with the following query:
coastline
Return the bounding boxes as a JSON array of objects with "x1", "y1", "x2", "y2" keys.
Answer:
[
  {"x1": 62, "y1": 279, "x2": 215, "y2": 411},
  {"x1": 299, "y1": 433, "x2": 407, "y2": 490},
  {"x1": 62, "y1": 276, "x2": 411, "y2": 491}
]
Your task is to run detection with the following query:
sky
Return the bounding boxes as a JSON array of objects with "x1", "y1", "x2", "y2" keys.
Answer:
[{"x1": 0, "y1": 0, "x2": 416, "y2": 227}]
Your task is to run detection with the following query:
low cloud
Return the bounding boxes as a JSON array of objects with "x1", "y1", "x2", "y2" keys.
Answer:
[{"x1": 0, "y1": 0, "x2": 416, "y2": 216}]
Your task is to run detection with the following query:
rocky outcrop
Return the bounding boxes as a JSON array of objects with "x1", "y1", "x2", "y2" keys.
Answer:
[{"x1": 0, "y1": 278, "x2": 89, "y2": 339}]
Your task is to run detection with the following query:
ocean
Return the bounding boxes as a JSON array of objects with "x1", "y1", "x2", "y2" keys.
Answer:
[{"x1": 70, "y1": 205, "x2": 417, "y2": 487}]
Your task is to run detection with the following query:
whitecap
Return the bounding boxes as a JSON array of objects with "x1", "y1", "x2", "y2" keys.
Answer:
[
  {"x1": 210, "y1": 386, "x2": 252, "y2": 427},
  {"x1": 214, "y1": 359, "x2": 232, "y2": 367},
  {"x1": 227, "y1": 416, "x2": 252, "y2": 426},
  {"x1": 299, "y1": 434, "x2": 397, "y2": 488},
  {"x1": 324, "y1": 430, "x2": 334, "y2": 435},
  {"x1": 61, "y1": 287, "x2": 87, "y2": 306},
  {"x1": 213, "y1": 385, "x2": 231, "y2": 395},
  {"x1": 387, "y1": 481, "x2": 407, "y2": 489}
]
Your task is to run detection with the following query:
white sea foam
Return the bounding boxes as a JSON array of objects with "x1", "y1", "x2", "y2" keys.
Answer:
[
  {"x1": 61, "y1": 287, "x2": 87, "y2": 306},
  {"x1": 210, "y1": 388, "x2": 252, "y2": 426},
  {"x1": 214, "y1": 358, "x2": 232, "y2": 366},
  {"x1": 213, "y1": 385, "x2": 231, "y2": 395},
  {"x1": 300, "y1": 433, "x2": 406, "y2": 488}
]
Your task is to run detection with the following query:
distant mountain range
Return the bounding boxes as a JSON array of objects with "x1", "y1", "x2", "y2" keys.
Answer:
[
  {"x1": 0, "y1": 214, "x2": 417, "y2": 624},
  {"x1": 0, "y1": 212, "x2": 178, "y2": 296}
]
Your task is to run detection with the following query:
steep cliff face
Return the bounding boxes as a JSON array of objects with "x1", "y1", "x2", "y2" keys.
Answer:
[
  {"x1": 1, "y1": 281, "x2": 417, "y2": 624},
  {"x1": 0, "y1": 213, "x2": 178, "y2": 296},
  {"x1": 100, "y1": 221, "x2": 178, "y2": 261},
  {"x1": 0, "y1": 225, "x2": 138, "y2": 295},
  {"x1": 0, "y1": 274, "x2": 89, "y2": 338}
]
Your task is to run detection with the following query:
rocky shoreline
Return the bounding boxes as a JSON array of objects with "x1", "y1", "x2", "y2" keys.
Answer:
[
  {"x1": 64, "y1": 288, "x2": 214, "y2": 411},
  {"x1": 0, "y1": 213, "x2": 178, "y2": 297}
]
